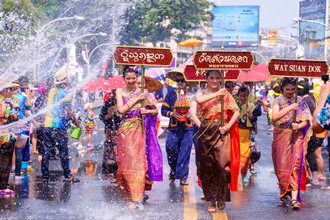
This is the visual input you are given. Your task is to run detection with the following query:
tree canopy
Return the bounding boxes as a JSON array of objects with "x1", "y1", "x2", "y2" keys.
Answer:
[{"x1": 120, "y1": 0, "x2": 214, "y2": 46}]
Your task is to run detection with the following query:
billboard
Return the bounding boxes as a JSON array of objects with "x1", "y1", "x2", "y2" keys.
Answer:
[
  {"x1": 299, "y1": 0, "x2": 327, "y2": 60},
  {"x1": 212, "y1": 6, "x2": 259, "y2": 46}
]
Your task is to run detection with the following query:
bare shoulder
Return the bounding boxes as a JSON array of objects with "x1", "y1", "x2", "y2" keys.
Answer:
[{"x1": 273, "y1": 96, "x2": 283, "y2": 105}]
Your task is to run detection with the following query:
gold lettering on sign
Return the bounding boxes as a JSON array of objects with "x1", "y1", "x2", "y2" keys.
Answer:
[
  {"x1": 198, "y1": 53, "x2": 249, "y2": 64},
  {"x1": 195, "y1": 69, "x2": 206, "y2": 77},
  {"x1": 120, "y1": 50, "x2": 166, "y2": 63}
]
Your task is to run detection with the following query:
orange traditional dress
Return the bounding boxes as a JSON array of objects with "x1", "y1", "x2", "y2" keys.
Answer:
[{"x1": 198, "y1": 91, "x2": 241, "y2": 202}]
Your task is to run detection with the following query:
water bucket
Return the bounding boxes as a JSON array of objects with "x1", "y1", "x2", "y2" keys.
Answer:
[{"x1": 70, "y1": 126, "x2": 82, "y2": 140}]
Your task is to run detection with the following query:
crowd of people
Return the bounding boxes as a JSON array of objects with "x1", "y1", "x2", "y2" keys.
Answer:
[{"x1": 0, "y1": 65, "x2": 330, "y2": 213}]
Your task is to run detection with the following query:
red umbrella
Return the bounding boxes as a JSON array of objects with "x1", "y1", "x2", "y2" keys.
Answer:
[
  {"x1": 81, "y1": 75, "x2": 126, "y2": 92},
  {"x1": 238, "y1": 64, "x2": 270, "y2": 82}
]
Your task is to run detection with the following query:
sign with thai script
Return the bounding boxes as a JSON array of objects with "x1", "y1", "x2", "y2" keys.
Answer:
[
  {"x1": 184, "y1": 65, "x2": 241, "y2": 81},
  {"x1": 267, "y1": 58, "x2": 328, "y2": 78},
  {"x1": 193, "y1": 51, "x2": 254, "y2": 70},
  {"x1": 113, "y1": 46, "x2": 173, "y2": 66}
]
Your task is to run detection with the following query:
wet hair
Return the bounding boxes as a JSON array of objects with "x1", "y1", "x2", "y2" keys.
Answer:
[
  {"x1": 122, "y1": 65, "x2": 138, "y2": 78},
  {"x1": 225, "y1": 81, "x2": 233, "y2": 87},
  {"x1": 281, "y1": 77, "x2": 297, "y2": 92},
  {"x1": 274, "y1": 85, "x2": 282, "y2": 94},
  {"x1": 238, "y1": 86, "x2": 248, "y2": 96},
  {"x1": 176, "y1": 72, "x2": 184, "y2": 78},
  {"x1": 297, "y1": 80, "x2": 310, "y2": 96},
  {"x1": 206, "y1": 70, "x2": 220, "y2": 79}
]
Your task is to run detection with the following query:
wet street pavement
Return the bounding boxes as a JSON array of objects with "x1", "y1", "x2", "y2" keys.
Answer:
[{"x1": 1, "y1": 109, "x2": 330, "y2": 220}]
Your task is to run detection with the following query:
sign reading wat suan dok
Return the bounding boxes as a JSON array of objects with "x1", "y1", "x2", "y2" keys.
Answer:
[{"x1": 267, "y1": 59, "x2": 328, "y2": 78}]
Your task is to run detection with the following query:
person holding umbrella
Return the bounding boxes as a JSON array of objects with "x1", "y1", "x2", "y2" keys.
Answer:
[{"x1": 136, "y1": 74, "x2": 163, "y2": 197}]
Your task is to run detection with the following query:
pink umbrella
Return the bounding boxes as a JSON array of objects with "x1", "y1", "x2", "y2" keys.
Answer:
[
  {"x1": 238, "y1": 64, "x2": 270, "y2": 82},
  {"x1": 81, "y1": 75, "x2": 126, "y2": 92},
  {"x1": 146, "y1": 67, "x2": 166, "y2": 80}
]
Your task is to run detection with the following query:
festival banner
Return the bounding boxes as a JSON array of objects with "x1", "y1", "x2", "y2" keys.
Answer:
[
  {"x1": 267, "y1": 58, "x2": 328, "y2": 78},
  {"x1": 183, "y1": 65, "x2": 241, "y2": 81},
  {"x1": 113, "y1": 46, "x2": 173, "y2": 67},
  {"x1": 193, "y1": 51, "x2": 254, "y2": 70}
]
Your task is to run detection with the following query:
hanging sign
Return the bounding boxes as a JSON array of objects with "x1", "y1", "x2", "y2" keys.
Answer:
[
  {"x1": 267, "y1": 58, "x2": 328, "y2": 78},
  {"x1": 193, "y1": 51, "x2": 254, "y2": 70},
  {"x1": 183, "y1": 65, "x2": 241, "y2": 81},
  {"x1": 113, "y1": 46, "x2": 173, "y2": 67}
]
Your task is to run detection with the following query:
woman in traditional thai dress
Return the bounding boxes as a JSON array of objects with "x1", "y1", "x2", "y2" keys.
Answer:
[
  {"x1": 136, "y1": 75, "x2": 163, "y2": 193},
  {"x1": 116, "y1": 66, "x2": 148, "y2": 210},
  {"x1": 196, "y1": 70, "x2": 241, "y2": 212},
  {"x1": 237, "y1": 86, "x2": 261, "y2": 183},
  {"x1": 272, "y1": 78, "x2": 312, "y2": 210}
]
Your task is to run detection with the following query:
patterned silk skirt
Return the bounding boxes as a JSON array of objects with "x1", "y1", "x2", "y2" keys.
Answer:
[
  {"x1": 198, "y1": 123, "x2": 231, "y2": 202},
  {"x1": 116, "y1": 119, "x2": 147, "y2": 202},
  {"x1": 272, "y1": 127, "x2": 305, "y2": 199}
]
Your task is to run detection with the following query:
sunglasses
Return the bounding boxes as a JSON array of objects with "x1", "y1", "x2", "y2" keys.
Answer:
[{"x1": 176, "y1": 79, "x2": 186, "y2": 83}]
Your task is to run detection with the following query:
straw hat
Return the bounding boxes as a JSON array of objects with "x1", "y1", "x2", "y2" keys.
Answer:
[
  {"x1": 145, "y1": 77, "x2": 162, "y2": 92},
  {"x1": 4, "y1": 83, "x2": 20, "y2": 89},
  {"x1": 54, "y1": 68, "x2": 68, "y2": 85}
]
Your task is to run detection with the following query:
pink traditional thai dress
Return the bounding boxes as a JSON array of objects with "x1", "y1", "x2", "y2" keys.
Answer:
[
  {"x1": 272, "y1": 97, "x2": 312, "y2": 202},
  {"x1": 116, "y1": 89, "x2": 148, "y2": 202}
]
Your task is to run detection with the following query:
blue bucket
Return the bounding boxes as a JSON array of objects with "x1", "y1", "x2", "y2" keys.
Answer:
[{"x1": 21, "y1": 161, "x2": 28, "y2": 169}]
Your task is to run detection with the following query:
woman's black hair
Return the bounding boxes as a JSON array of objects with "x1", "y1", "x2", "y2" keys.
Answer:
[
  {"x1": 297, "y1": 80, "x2": 310, "y2": 96},
  {"x1": 281, "y1": 77, "x2": 297, "y2": 92},
  {"x1": 274, "y1": 85, "x2": 282, "y2": 94},
  {"x1": 206, "y1": 70, "x2": 220, "y2": 79},
  {"x1": 238, "y1": 86, "x2": 248, "y2": 96},
  {"x1": 122, "y1": 65, "x2": 138, "y2": 78}
]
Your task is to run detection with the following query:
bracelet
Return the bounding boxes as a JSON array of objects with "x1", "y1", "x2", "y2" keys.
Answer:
[
  {"x1": 127, "y1": 103, "x2": 131, "y2": 109},
  {"x1": 225, "y1": 125, "x2": 229, "y2": 131}
]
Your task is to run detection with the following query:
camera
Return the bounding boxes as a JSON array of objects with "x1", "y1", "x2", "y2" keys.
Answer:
[{"x1": 321, "y1": 74, "x2": 329, "y2": 83}]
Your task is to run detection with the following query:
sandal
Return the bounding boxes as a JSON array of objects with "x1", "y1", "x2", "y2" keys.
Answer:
[
  {"x1": 277, "y1": 198, "x2": 286, "y2": 207},
  {"x1": 128, "y1": 202, "x2": 137, "y2": 210},
  {"x1": 250, "y1": 168, "x2": 257, "y2": 175},
  {"x1": 143, "y1": 193, "x2": 149, "y2": 202},
  {"x1": 180, "y1": 180, "x2": 189, "y2": 185},
  {"x1": 217, "y1": 201, "x2": 226, "y2": 210},
  {"x1": 63, "y1": 176, "x2": 80, "y2": 183},
  {"x1": 0, "y1": 188, "x2": 15, "y2": 197},
  {"x1": 208, "y1": 202, "x2": 216, "y2": 212},
  {"x1": 169, "y1": 173, "x2": 175, "y2": 183},
  {"x1": 291, "y1": 199, "x2": 300, "y2": 210}
]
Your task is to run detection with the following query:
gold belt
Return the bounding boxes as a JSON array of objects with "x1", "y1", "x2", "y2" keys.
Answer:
[
  {"x1": 276, "y1": 124, "x2": 293, "y2": 130},
  {"x1": 202, "y1": 119, "x2": 222, "y2": 124}
]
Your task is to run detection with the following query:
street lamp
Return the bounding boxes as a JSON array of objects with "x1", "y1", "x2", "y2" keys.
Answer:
[
  {"x1": 278, "y1": 35, "x2": 305, "y2": 58},
  {"x1": 84, "y1": 43, "x2": 112, "y2": 76},
  {"x1": 34, "y1": 16, "x2": 86, "y2": 81},
  {"x1": 293, "y1": 18, "x2": 328, "y2": 61}
]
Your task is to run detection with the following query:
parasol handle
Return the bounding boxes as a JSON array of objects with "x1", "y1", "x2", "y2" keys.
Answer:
[
  {"x1": 291, "y1": 78, "x2": 298, "y2": 146},
  {"x1": 141, "y1": 66, "x2": 145, "y2": 132},
  {"x1": 221, "y1": 70, "x2": 224, "y2": 141}
]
